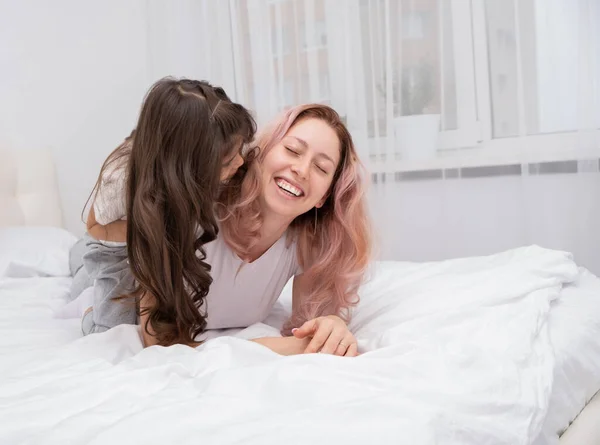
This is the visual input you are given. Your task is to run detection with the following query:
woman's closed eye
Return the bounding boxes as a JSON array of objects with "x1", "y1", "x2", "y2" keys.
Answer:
[
  {"x1": 285, "y1": 144, "x2": 330, "y2": 173},
  {"x1": 314, "y1": 163, "x2": 328, "y2": 174}
]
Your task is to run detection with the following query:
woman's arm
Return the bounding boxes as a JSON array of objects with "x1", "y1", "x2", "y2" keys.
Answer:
[
  {"x1": 87, "y1": 206, "x2": 127, "y2": 242},
  {"x1": 138, "y1": 275, "x2": 309, "y2": 354},
  {"x1": 244, "y1": 274, "x2": 312, "y2": 355},
  {"x1": 139, "y1": 294, "x2": 308, "y2": 353},
  {"x1": 290, "y1": 274, "x2": 359, "y2": 357},
  {"x1": 138, "y1": 300, "x2": 309, "y2": 354}
]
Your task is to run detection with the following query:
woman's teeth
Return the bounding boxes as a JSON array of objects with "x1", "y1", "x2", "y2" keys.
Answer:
[{"x1": 276, "y1": 179, "x2": 302, "y2": 197}]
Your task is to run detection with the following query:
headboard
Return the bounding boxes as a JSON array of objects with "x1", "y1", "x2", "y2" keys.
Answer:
[{"x1": 0, "y1": 150, "x2": 63, "y2": 227}]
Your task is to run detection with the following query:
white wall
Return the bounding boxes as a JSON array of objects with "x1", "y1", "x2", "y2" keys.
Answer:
[
  {"x1": 371, "y1": 173, "x2": 600, "y2": 275},
  {"x1": 0, "y1": 0, "x2": 151, "y2": 235}
]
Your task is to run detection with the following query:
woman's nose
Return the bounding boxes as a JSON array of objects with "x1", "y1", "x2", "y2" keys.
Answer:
[{"x1": 291, "y1": 158, "x2": 309, "y2": 178}]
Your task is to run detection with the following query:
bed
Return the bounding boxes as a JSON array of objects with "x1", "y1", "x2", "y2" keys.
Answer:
[{"x1": 1, "y1": 149, "x2": 599, "y2": 445}]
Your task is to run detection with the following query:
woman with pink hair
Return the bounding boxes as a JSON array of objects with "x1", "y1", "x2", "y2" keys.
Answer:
[{"x1": 210, "y1": 103, "x2": 372, "y2": 356}]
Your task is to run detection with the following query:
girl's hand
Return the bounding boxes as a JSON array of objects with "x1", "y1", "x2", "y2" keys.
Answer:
[{"x1": 292, "y1": 315, "x2": 358, "y2": 357}]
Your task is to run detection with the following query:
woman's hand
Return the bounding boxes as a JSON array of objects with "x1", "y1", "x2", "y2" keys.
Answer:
[{"x1": 292, "y1": 315, "x2": 358, "y2": 357}]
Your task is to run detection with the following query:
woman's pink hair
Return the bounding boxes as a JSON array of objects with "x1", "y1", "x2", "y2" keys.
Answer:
[{"x1": 218, "y1": 104, "x2": 372, "y2": 333}]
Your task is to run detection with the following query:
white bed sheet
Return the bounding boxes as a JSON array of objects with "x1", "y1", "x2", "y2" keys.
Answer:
[{"x1": 1, "y1": 246, "x2": 599, "y2": 445}]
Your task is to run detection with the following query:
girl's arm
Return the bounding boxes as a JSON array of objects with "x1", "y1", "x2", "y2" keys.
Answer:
[{"x1": 87, "y1": 206, "x2": 127, "y2": 242}]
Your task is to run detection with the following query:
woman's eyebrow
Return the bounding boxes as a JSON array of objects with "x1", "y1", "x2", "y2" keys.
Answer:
[
  {"x1": 316, "y1": 152, "x2": 335, "y2": 164},
  {"x1": 290, "y1": 136, "x2": 308, "y2": 148}
]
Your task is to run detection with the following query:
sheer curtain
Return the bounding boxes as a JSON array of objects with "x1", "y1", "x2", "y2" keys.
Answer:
[
  {"x1": 147, "y1": 0, "x2": 600, "y2": 273},
  {"x1": 226, "y1": 0, "x2": 480, "y2": 164}
]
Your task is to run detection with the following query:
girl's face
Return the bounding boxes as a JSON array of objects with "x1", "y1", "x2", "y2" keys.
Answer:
[
  {"x1": 220, "y1": 141, "x2": 245, "y2": 182},
  {"x1": 260, "y1": 118, "x2": 341, "y2": 220}
]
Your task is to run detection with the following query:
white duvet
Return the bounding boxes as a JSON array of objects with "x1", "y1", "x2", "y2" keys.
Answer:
[{"x1": 0, "y1": 246, "x2": 599, "y2": 445}]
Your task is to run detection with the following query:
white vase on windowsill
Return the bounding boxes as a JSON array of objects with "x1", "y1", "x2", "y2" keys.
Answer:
[{"x1": 393, "y1": 113, "x2": 441, "y2": 162}]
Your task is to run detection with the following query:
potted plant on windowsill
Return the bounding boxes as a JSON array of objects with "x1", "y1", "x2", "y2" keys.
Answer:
[{"x1": 378, "y1": 63, "x2": 441, "y2": 161}]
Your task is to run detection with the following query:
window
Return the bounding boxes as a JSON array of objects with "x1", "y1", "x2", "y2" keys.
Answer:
[
  {"x1": 319, "y1": 73, "x2": 330, "y2": 100},
  {"x1": 271, "y1": 26, "x2": 291, "y2": 57},
  {"x1": 357, "y1": 0, "x2": 476, "y2": 161},
  {"x1": 228, "y1": 0, "x2": 600, "y2": 172},
  {"x1": 484, "y1": 0, "x2": 600, "y2": 137},
  {"x1": 283, "y1": 79, "x2": 295, "y2": 108},
  {"x1": 299, "y1": 20, "x2": 327, "y2": 50},
  {"x1": 402, "y1": 11, "x2": 428, "y2": 40},
  {"x1": 300, "y1": 73, "x2": 330, "y2": 103}
]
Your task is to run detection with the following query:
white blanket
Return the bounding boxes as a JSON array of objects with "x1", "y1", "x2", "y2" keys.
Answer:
[{"x1": 0, "y1": 246, "x2": 581, "y2": 445}]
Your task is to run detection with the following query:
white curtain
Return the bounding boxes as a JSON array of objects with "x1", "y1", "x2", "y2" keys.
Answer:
[
  {"x1": 225, "y1": 0, "x2": 480, "y2": 163},
  {"x1": 147, "y1": 0, "x2": 600, "y2": 274}
]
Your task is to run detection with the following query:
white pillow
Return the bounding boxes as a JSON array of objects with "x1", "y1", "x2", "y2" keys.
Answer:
[{"x1": 0, "y1": 226, "x2": 78, "y2": 277}]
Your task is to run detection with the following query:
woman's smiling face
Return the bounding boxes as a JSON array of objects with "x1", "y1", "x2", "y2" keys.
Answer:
[{"x1": 260, "y1": 117, "x2": 341, "y2": 220}]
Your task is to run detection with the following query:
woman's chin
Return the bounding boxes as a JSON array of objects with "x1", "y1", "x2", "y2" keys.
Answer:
[{"x1": 263, "y1": 197, "x2": 302, "y2": 221}]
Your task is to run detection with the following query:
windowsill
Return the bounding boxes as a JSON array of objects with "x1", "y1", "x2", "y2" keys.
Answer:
[{"x1": 367, "y1": 130, "x2": 600, "y2": 173}]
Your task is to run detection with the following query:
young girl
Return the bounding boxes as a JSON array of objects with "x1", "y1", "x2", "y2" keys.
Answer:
[{"x1": 77, "y1": 77, "x2": 256, "y2": 346}]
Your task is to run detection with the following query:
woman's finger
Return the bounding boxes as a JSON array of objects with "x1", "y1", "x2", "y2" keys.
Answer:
[
  {"x1": 304, "y1": 322, "x2": 333, "y2": 354},
  {"x1": 333, "y1": 333, "x2": 355, "y2": 356},
  {"x1": 336, "y1": 333, "x2": 356, "y2": 356},
  {"x1": 345, "y1": 342, "x2": 358, "y2": 357},
  {"x1": 334, "y1": 340, "x2": 350, "y2": 356},
  {"x1": 320, "y1": 328, "x2": 346, "y2": 355}
]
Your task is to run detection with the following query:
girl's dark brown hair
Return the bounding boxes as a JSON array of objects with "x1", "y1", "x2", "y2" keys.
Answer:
[{"x1": 88, "y1": 77, "x2": 255, "y2": 345}]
